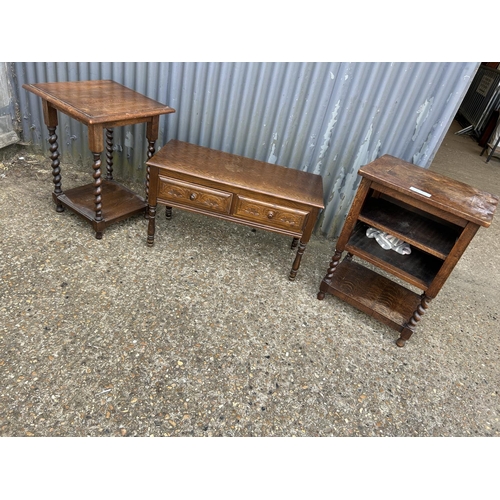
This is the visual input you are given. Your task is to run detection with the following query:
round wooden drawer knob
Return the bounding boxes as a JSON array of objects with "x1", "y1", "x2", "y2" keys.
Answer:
[
  {"x1": 190, "y1": 193, "x2": 197, "y2": 200},
  {"x1": 267, "y1": 211, "x2": 275, "y2": 219}
]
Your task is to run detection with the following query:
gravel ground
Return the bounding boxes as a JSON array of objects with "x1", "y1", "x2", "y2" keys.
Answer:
[{"x1": 1, "y1": 120, "x2": 499, "y2": 441}]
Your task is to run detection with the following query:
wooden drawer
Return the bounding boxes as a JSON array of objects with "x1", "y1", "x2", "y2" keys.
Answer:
[
  {"x1": 233, "y1": 195, "x2": 309, "y2": 232},
  {"x1": 158, "y1": 176, "x2": 233, "y2": 214}
]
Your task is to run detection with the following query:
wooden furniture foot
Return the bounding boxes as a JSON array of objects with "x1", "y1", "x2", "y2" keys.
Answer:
[
  {"x1": 291, "y1": 237, "x2": 299, "y2": 249},
  {"x1": 165, "y1": 206, "x2": 172, "y2": 220}
]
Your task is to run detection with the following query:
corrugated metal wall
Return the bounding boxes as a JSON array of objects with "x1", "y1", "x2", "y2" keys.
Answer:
[
  {"x1": 0, "y1": 62, "x2": 19, "y2": 148},
  {"x1": 9, "y1": 61, "x2": 478, "y2": 237}
]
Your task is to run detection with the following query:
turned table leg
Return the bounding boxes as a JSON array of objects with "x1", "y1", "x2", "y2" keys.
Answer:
[
  {"x1": 147, "y1": 204, "x2": 157, "y2": 246},
  {"x1": 289, "y1": 206, "x2": 320, "y2": 281},
  {"x1": 43, "y1": 101, "x2": 64, "y2": 212},
  {"x1": 145, "y1": 117, "x2": 159, "y2": 218},
  {"x1": 396, "y1": 294, "x2": 432, "y2": 347},
  {"x1": 289, "y1": 241, "x2": 307, "y2": 281},
  {"x1": 317, "y1": 250, "x2": 343, "y2": 299},
  {"x1": 165, "y1": 206, "x2": 172, "y2": 220},
  {"x1": 92, "y1": 152, "x2": 103, "y2": 239},
  {"x1": 145, "y1": 138, "x2": 156, "y2": 208},
  {"x1": 48, "y1": 125, "x2": 64, "y2": 213},
  {"x1": 105, "y1": 128, "x2": 114, "y2": 180}
]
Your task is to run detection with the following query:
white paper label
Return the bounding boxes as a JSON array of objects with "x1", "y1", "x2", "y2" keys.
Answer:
[{"x1": 410, "y1": 186, "x2": 431, "y2": 197}]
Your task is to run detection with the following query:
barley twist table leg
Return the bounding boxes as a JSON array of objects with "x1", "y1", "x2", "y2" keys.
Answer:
[
  {"x1": 397, "y1": 294, "x2": 431, "y2": 347},
  {"x1": 48, "y1": 126, "x2": 64, "y2": 212},
  {"x1": 317, "y1": 250, "x2": 343, "y2": 299},
  {"x1": 92, "y1": 152, "x2": 103, "y2": 238},
  {"x1": 105, "y1": 128, "x2": 114, "y2": 180}
]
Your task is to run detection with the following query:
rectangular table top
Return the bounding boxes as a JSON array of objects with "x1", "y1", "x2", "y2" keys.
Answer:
[
  {"x1": 359, "y1": 154, "x2": 498, "y2": 227},
  {"x1": 147, "y1": 140, "x2": 325, "y2": 208},
  {"x1": 23, "y1": 80, "x2": 175, "y2": 125}
]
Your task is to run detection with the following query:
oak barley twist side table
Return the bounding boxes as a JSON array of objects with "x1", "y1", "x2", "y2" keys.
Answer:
[{"x1": 23, "y1": 80, "x2": 175, "y2": 239}]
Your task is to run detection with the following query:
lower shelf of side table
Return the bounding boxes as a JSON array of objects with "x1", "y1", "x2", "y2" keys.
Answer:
[
  {"x1": 53, "y1": 180, "x2": 147, "y2": 236},
  {"x1": 318, "y1": 258, "x2": 422, "y2": 336}
]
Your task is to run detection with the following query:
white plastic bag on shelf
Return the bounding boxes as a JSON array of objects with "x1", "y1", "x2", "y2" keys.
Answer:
[{"x1": 366, "y1": 227, "x2": 411, "y2": 255}]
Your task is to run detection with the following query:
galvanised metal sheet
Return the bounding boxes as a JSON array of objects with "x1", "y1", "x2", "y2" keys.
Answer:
[
  {"x1": 10, "y1": 61, "x2": 478, "y2": 237},
  {"x1": 0, "y1": 62, "x2": 19, "y2": 148}
]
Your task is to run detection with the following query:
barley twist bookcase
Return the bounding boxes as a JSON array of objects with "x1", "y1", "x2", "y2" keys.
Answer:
[{"x1": 317, "y1": 155, "x2": 498, "y2": 347}]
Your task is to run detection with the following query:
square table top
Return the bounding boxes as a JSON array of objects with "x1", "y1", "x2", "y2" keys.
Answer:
[
  {"x1": 23, "y1": 80, "x2": 175, "y2": 126},
  {"x1": 359, "y1": 154, "x2": 498, "y2": 227}
]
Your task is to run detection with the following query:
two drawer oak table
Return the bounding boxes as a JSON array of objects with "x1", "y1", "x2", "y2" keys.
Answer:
[
  {"x1": 146, "y1": 140, "x2": 324, "y2": 280},
  {"x1": 23, "y1": 80, "x2": 175, "y2": 239},
  {"x1": 317, "y1": 155, "x2": 498, "y2": 346}
]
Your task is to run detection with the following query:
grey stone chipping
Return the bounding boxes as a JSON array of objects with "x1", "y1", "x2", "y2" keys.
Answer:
[{"x1": 0, "y1": 120, "x2": 499, "y2": 437}]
